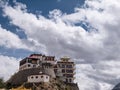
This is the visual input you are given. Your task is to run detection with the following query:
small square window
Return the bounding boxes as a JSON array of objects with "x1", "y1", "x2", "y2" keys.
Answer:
[{"x1": 28, "y1": 64, "x2": 30, "y2": 67}]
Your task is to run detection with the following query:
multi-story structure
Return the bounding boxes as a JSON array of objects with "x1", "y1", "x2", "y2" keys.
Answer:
[
  {"x1": 19, "y1": 54, "x2": 56, "y2": 70},
  {"x1": 43, "y1": 56, "x2": 56, "y2": 65},
  {"x1": 19, "y1": 54, "x2": 75, "y2": 83},
  {"x1": 55, "y1": 56, "x2": 75, "y2": 83}
]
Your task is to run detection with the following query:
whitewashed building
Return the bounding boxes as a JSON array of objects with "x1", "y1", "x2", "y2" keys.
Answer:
[
  {"x1": 27, "y1": 73, "x2": 50, "y2": 83},
  {"x1": 54, "y1": 56, "x2": 75, "y2": 83}
]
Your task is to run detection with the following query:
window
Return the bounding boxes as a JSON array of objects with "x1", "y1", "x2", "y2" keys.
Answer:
[
  {"x1": 62, "y1": 69, "x2": 65, "y2": 73},
  {"x1": 28, "y1": 59, "x2": 32, "y2": 63},
  {"x1": 32, "y1": 60, "x2": 37, "y2": 64},
  {"x1": 66, "y1": 74, "x2": 73, "y2": 77},
  {"x1": 66, "y1": 65, "x2": 72, "y2": 68},
  {"x1": 69, "y1": 79, "x2": 72, "y2": 83},
  {"x1": 31, "y1": 76, "x2": 33, "y2": 79},
  {"x1": 28, "y1": 64, "x2": 30, "y2": 67},
  {"x1": 36, "y1": 76, "x2": 38, "y2": 78},
  {"x1": 41, "y1": 76, "x2": 43, "y2": 78},
  {"x1": 66, "y1": 79, "x2": 68, "y2": 83},
  {"x1": 62, "y1": 64, "x2": 65, "y2": 68},
  {"x1": 66, "y1": 70, "x2": 73, "y2": 73},
  {"x1": 58, "y1": 64, "x2": 60, "y2": 67},
  {"x1": 33, "y1": 65, "x2": 36, "y2": 67}
]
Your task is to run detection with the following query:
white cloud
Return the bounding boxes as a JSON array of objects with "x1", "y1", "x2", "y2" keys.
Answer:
[
  {"x1": 75, "y1": 63, "x2": 118, "y2": 90},
  {"x1": 1, "y1": 0, "x2": 120, "y2": 89},
  {"x1": 0, "y1": 55, "x2": 19, "y2": 81},
  {"x1": 2, "y1": 2, "x2": 104, "y2": 57},
  {"x1": 0, "y1": 25, "x2": 28, "y2": 49},
  {"x1": 0, "y1": 24, "x2": 47, "y2": 53}
]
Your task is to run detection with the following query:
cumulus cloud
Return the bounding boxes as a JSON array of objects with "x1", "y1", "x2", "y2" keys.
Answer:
[
  {"x1": 2, "y1": 1, "x2": 104, "y2": 58},
  {"x1": 0, "y1": 0, "x2": 120, "y2": 90},
  {"x1": 75, "y1": 62, "x2": 120, "y2": 90},
  {"x1": 0, "y1": 25, "x2": 28, "y2": 49},
  {"x1": 0, "y1": 24, "x2": 47, "y2": 53},
  {"x1": 0, "y1": 55, "x2": 19, "y2": 81}
]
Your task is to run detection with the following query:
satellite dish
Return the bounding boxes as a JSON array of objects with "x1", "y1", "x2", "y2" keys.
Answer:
[{"x1": 39, "y1": 71, "x2": 42, "y2": 74}]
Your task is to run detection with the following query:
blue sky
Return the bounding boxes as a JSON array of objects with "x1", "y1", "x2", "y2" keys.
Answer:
[
  {"x1": 0, "y1": 0, "x2": 84, "y2": 58},
  {"x1": 1, "y1": 0, "x2": 120, "y2": 90}
]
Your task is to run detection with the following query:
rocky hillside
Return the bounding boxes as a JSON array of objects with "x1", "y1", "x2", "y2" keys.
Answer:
[{"x1": 6, "y1": 68, "x2": 79, "y2": 90}]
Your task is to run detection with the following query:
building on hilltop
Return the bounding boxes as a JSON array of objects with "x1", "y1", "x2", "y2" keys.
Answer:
[
  {"x1": 54, "y1": 56, "x2": 75, "y2": 83},
  {"x1": 9, "y1": 54, "x2": 75, "y2": 86},
  {"x1": 43, "y1": 56, "x2": 56, "y2": 64},
  {"x1": 19, "y1": 54, "x2": 75, "y2": 83},
  {"x1": 6, "y1": 54, "x2": 77, "y2": 89},
  {"x1": 27, "y1": 72, "x2": 50, "y2": 83},
  {"x1": 19, "y1": 54, "x2": 42, "y2": 70},
  {"x1": 19, "y1": 54, "x2": 56, "y2": 70}
]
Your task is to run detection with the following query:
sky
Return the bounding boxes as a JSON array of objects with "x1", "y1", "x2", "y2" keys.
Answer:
[{"x1": 0, "y1": 0, "x2": 120, "y2": 90}]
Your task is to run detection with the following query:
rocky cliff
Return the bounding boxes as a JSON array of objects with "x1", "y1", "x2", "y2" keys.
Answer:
[{"x1": 6, "y1": 68, "x2": 79, "y2": 90}]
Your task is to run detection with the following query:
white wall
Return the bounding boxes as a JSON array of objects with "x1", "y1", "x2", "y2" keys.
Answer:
[
  {"x1": 28, "y1": 75, "x2": 50, "y2": 83},
  {"x1": 42, "y1": 61, "x2": 55, "y2": 65},
  {"x1": 19, "y1": 63, "x2": 39, "y2": 70}
]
